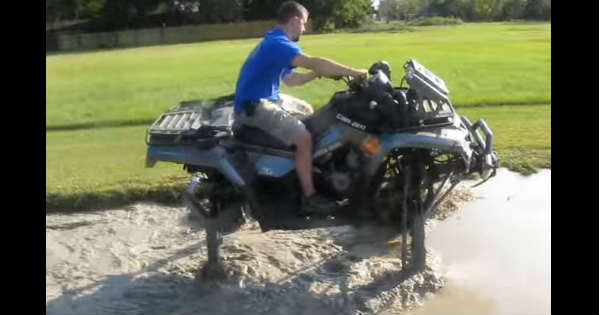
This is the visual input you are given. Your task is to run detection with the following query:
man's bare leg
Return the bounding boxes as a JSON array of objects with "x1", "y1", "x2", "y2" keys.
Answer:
[
  {"x1": 294, "y1": 130, "x2": 337, "y2": 213},
  {"x1": 294, "y1": 130, "x2": 316, "y2": 196}
]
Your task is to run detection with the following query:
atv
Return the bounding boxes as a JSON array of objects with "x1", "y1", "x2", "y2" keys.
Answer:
[{"x1": 145, "y1": 59, "x2": 499, "y2": 274}]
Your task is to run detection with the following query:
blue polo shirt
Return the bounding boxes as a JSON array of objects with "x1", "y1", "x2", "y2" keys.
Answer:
[{"x1": 234, "y1": 28, "x2": 303, "y2": 114}]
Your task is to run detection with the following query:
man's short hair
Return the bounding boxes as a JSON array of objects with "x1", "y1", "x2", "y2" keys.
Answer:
[{"x1": 277, "y1": 1, "x2": 308, "y2": 24}]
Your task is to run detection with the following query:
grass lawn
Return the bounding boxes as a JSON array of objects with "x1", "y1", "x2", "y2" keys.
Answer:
[
  {"x1": 46, "y1": 104, "x2": 550, "y2": 211},
  {"x1": 460, "y1": 105, "x2": 550, "y2": 175},
  {"x1": 46, "y1": 22, "x2": 550, "y2": 129},
  {"x1": 46, "y1": 22, "x2": 550, "y2": 210},
  {"x1": 46, "y1": 125, "x2": 188, "y2": 211}
]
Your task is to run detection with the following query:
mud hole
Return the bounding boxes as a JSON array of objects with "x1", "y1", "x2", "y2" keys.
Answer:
[{"x1": 46, "y1": 186, "x2": 474, "y2": 315}]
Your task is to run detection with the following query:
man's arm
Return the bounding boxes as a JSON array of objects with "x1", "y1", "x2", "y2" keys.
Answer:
[
  {"x1": 282, "y1": 71, "x2": 319, "y2": 86},
  {"x1": 291, "y1": 54, "x2": 367, "y2": 79}
]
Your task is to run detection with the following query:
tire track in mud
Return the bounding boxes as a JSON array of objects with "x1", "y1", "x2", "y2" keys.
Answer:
[{"x1": 46, "y1": 188, "x2": 474, "y2": 315}]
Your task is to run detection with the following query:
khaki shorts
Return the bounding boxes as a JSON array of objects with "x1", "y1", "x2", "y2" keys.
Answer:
[{"x1": 233, "y1": 97, "x2": 308, "y2": 147}]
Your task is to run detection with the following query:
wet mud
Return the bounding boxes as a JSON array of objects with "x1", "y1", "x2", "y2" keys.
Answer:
[{"x1": 46, "y1": 169, "x2": 549, "y2": 314}]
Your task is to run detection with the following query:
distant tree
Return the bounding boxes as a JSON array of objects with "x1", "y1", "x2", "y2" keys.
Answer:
[
  {"x1": 331, "y1": 0, "x2": 373, "y2": 27},
  {"x1": 498, "y1": 0, "x2": 526, "y2": 20},
  {"x1": 99, "y1": 0, "x2": 130, "y2": 29},
  {"x1": 446, "y1": 0, "x2": 470, "y2": 19},
  {"x1": 524, "y1": 0, "x2": 550, "y2": 20},
  {"x1": 301, "y1": 0, "x2": 373, "y2": 30},
  {"x1": 240, "y1": 0, "x2": 372, "y2": 31},
  {"x1": 541, "y1": 0, "x2": 550, "y2": 20},
  {"x1": 130, "y1": 0, "x2": 162, "y2": 18},
  {"x1": 378, "y1": 0, "x2": 421, "y2": 21},
  {"x1": 47, "y1": 0, "x2": 68, "y2": 22},
  {"x1": 170, "y1": 0, "x2": 243, "y2": 23},
  {"x1": 242, "y1": 0, "x2": 282, "y2": 21},
  {"x1": 471, "y1": 0, "x2": 494, "y2": 20},
  {"x1": 46, "y1": 0, "x2": 105, "y2": 22},
  {"x1": 213, "y1": 0, "x2": 244, "y2": 22},
  {"x1": 420, "y1": 0, "x2": 471, "y2": 20},
  {"x1": 378, "y1": 0, "x2": 400, "y2": 21},
  {"x1": 489, "y1": 0, "x2": 504, "y2": 20},
  {"x1": 79, "y1": 0, "x2": 105, "y2": 19},
  {"x1": 97, "y1": 0, "x2": 163, "y2": 30}
]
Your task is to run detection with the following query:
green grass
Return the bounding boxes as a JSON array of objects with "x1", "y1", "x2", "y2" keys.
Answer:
[
  {"x1": 46, "y1": 22, "x2": 551, "y2": 211},
  {"x1": 46, "y1": 125, "x2": 189, "y2": 211},
  {"x1": 460, "y1": 105, "x2": 550, "y2": 175},
  {"x1": 46, "y1": 125, "x2": 184, "y2": 195},
  {"x1": 46, "y1": 22, "x2": 550, "y2": 129}
]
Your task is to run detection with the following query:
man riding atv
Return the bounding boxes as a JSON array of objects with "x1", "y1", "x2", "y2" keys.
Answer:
[{"x1": 233, "y1": 1, "x2": 368, "y2": 215}]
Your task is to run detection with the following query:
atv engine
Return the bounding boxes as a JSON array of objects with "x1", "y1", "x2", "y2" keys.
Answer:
[{"x1": 322, "y1": 147, "x2": 363, "y2": 198}]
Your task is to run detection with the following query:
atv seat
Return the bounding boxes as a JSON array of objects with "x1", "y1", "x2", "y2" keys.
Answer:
[{"x1": 233, "y1": 125, "x2": 296, "y2": 151}]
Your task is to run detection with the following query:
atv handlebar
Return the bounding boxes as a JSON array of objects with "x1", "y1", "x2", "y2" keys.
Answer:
[{"x1": 340, "y1": 75, "x2": 365, "y2": 91}]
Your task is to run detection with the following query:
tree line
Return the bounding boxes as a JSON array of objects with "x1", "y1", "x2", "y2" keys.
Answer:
[
  {"x1": 378, "y1": 0, "x2": 550, "y2": 22},
  {"x1": 46, "y1": 0, "x2": 375, "y2": 32},
  {"x1": 46, "y1": 0, "x2": 549, "y2": 33}
]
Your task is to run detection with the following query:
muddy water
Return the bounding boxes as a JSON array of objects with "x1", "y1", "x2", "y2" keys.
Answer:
[
  {"x1": 399, "y1": 169, "x2": 551, "y2": 314},
  {"x1": 46, "y1": 169, "x2": 550, "y2": 315}
]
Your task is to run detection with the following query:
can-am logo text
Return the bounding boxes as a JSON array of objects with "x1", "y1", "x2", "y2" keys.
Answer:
[{"x1": 336, "y1": 113, "x2": 366, "y2": 130}]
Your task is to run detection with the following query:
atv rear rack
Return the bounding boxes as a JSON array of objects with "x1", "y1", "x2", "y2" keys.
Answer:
[
  {"x1": 148, "y1": 110, "x2": 207, "y2": 138},
  {"x1": 146, "y1": 99, "x2": 234, "y2": 146}
]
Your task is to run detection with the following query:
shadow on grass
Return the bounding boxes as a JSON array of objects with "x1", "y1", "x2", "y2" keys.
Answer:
[
  {"x1": 498, "y1": 148, "x2": 551, "y2": 176},
  {"x1": 454, "y1": 101, "x2": 550, "y2": 108},
  {"x1": 46, "y1": 118, "x2": 156, "y2": 132},
  {"x1": 46, "y1": 182, "x2": 188, "y2": 213},
  {"x1": 336, "y1": 24, "x2": 416, "y2": 34}
]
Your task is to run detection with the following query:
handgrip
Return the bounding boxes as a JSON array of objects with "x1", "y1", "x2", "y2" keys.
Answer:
[
  {"x1": 461, "y1": 116, "x2": 485, "y2": 152},
  {"x1": 472, "y1": 119, "x2": 494, "y2": 156}
]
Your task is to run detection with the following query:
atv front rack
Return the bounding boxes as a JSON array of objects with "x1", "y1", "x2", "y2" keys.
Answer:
[{"x1": 403, "y1": 59, "x2": 449, "y2": 105}]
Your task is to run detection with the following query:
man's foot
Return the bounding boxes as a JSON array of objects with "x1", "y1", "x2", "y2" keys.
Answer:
[{"x1": 301, "y1": 193, "x2": 338, "y2": 215}]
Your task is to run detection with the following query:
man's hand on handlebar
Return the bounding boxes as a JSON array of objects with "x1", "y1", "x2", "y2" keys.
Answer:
[
  {"x1": 352, "y1": 69, "x2": 368, "y2": 80},
  {"x1": 321, "y1": 74, "x2": 344, "y2": 81},
  {"x1": 321, "y1": 69, "x2": 368, "y2": 82}
]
